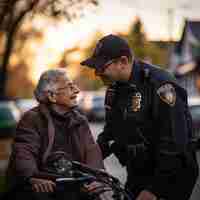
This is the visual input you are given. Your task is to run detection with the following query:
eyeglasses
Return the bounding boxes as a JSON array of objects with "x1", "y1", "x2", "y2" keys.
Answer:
[
  {"x1": 55, "y1": 86, "x2": 69, "y2": 93},
  {"x1": 95, "y1": 59, "x2": 118, "y2": 74},
  {"x1": 56, "y1": 86, "x2": 69, "y2": 91},
  {"x1": 53, "y1": 82, "x2": 78, "y2": 94}
]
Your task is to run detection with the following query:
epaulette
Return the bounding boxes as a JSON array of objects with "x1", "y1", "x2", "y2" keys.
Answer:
[
  {"x1": 139, "y1": 61, "x2": 151, "y2": 84},
  {"x1": 142, "y1": 62, "x2": 176, "y2": 86}
]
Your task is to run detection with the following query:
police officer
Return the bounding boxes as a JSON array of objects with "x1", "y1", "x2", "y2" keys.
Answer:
[{"x1": 80, "y1": 34, "x2": 199, "y2": 200}]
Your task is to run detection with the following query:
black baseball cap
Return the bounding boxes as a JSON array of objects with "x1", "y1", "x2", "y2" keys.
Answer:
[{"x1": 80, "y1": 34, "x2": 132, "y2": 69}]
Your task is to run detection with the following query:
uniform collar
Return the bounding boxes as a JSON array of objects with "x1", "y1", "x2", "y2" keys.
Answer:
[{"x1": 128, "y1": 59, "x2": 142, "y2": 85}]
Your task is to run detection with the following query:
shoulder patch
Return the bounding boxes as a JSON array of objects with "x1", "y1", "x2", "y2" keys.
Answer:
[{"x1": 157, "y1": 83, "x2": 176, "y2": 106}]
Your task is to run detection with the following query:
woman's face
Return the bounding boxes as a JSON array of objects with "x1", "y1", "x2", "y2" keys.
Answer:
[{"x1": 50, "y1": 74, "x2": 80, "y2": 108}]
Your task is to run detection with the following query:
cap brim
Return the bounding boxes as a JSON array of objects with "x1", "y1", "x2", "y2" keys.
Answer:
[{"x1": 80, "y1": 57, "x2": 108, "y2": 69}]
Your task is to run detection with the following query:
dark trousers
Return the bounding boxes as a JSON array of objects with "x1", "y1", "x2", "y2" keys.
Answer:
[
  {"x1": 1, "y1": 187, "x2": 54, "y2": 200},
  {"x1": 126, "y1": 166, "x2": 198, "y2": 200},
  {"x1": 1, "y1": 184, "x2": 82, "y2": 200}
]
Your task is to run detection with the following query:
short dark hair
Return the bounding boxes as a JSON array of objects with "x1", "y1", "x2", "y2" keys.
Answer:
[{"x1": 80, "y1": 34, "x2": 133, "y2": 69}]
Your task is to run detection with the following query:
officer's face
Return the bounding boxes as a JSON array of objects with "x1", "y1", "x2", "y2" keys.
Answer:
[{"x1": 95, "y1": 58, "x2": 122, "y2": 84}]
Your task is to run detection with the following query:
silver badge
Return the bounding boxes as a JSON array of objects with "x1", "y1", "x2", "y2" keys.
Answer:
[
  {"x1": 132, "y1": 92, "x2": 142, "y2": 112},
  {"x1": 105, "y1": 88, "x2": 116, "y2": 110},
  {"x1": 157, "y1": 83, "x2": 176, "y2": 106}
]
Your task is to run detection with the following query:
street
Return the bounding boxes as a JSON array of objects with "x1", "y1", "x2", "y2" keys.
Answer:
[{"x1": 89, "y1": 122, "x2": 200, "y2": 200}]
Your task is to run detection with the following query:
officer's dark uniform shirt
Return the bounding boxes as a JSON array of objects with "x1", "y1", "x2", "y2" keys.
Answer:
[{"x1": 97, "y1": 60, "x2": 198, "y2": 200}]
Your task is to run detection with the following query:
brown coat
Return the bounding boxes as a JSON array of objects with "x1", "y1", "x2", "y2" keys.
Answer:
[{"x1": 7, "y1": 104, "x2": 104, "y2": 184}]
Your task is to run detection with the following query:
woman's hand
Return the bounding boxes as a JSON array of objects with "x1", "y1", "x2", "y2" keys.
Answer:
[
  {"x1": 136, "y1": 190, "x2": 157, "y2": 200},
  {"x1": 82, "y1": 181, "x2": 103, "y2": 192},
  {"x1": 29, "y1": 177, "x2": 56, "y2": 193}
]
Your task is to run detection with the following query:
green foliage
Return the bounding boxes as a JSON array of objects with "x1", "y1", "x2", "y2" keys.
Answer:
[
  {"x1": 0, "y1": 175, "x2": 6, "y2": 192},
  {"x1": 146, "y1": 42, "x2": 169, "y2": 68},
  {"x1": 126, "y1": 18, "x2": 147, "y2": 59},
  {"x1": 125, "y1": 18, "x2": 169, "y2": 68}
]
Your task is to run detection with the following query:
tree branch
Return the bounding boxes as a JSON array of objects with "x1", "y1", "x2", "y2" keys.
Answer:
[
  {"x1": 0, "y1": 0, "x2": 17, "y2": 28},
  {"x1": 0, "y1": 0, "x2": 40, "y2": 99}
]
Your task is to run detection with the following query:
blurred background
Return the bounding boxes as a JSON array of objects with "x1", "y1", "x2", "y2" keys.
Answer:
[{"x1": 0, "y1": 0, "x2": 200, "y2": 199}]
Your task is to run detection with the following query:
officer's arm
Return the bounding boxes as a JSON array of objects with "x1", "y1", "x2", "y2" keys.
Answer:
[
  {"x1": 97, "y1": 87, "x2": 115, "y2": 159},
  {"x1": 97, "y1": 120, "x2": 114, "y2": 159},
  {"x1": 147, "y1": 83, "x2": 190, "y2": 197}
]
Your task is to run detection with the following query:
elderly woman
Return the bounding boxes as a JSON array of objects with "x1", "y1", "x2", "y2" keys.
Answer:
[{"x1": 6, "y1": 68, "x2": 104, "y2": 199}]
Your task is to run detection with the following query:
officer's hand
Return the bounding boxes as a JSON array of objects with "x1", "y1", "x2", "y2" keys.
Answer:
[
  {"x1": 136, "y1": 190, "x2": 157, "y2": 200},
  {"x1": 29, "y1": 177, "x2": 56, "y2": 193},
  {"x1": 82, "y1": 181, "x2": 112, "y2": 196}
]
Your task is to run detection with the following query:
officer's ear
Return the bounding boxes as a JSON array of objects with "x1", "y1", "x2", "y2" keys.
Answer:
[
  {"x1": 47, "y1": 91, "x2": 57, "y2": 103},
  {"x1": 120, "y1": 56, "x2": 129, "y2": 69}
]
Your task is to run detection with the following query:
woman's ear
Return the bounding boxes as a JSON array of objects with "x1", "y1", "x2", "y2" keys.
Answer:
[
  {"x1": 47, "y1": 91, "x2": 57, "y2": 103},
  {"x1": 120, "y1": 56, "x2": 129, "y2": 65}
]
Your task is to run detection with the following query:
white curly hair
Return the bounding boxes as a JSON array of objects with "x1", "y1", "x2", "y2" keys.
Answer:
[{"x1": 34, "y1": 68, "x2": 68, "y2": 103}]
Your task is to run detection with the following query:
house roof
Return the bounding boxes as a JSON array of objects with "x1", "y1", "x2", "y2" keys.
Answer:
[
  {"x1": 172, "y1": 20, "x2": 200, "y2": 76},
  {"x1": 188, "y1": 21, "x2": 200, "y2": 41},
  {"x1": 174, "y1": 20, "x2": 200, "y2": 55}
]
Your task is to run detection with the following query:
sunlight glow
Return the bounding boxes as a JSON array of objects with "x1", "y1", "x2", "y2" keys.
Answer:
[
  {"x1": 66, "y1": 51, "x2": 85, "y2": 63},
  {"x1": 20, "y1": 0, "x2": 197, "y2": 86}
]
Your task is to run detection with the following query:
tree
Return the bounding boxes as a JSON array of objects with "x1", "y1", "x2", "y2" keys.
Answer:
[
  {"x1": 126, "y1": 17, "x2": 148, "y2": 60},
  {"x1": 126, "y1": 17, "x2": 169, "y2": 67},
  {"x1": 0, "y1": 0, "x2": 98, "y2": 99}
]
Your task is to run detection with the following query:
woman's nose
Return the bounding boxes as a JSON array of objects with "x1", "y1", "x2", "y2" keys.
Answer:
[{"x1": 74, "y1": 85, "x2": 80, "y2": 94}]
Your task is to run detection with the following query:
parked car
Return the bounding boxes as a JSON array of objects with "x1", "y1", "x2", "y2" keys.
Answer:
[
  {"x1": 78, "y1": 91, "x2": 105, "y2": 122},
  {"x1": 87, "y1": 94, "x2": 105, "y2": 121},
  {"x1": 15, "y1": 98, "x2": 38, "y2": 114},
  {"x1": 0, "y1": 101, "x2": 21, "y2": 138}
]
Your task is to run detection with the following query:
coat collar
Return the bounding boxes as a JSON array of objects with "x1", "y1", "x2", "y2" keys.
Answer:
[
  {"x1": 40, "y1": 104, "x2": 86, "y2": 128},
  {"x1": 128, "y1": 59, "x2": 142, "y2": 85},
  {"x1": 38, "y1": 104, "x2": 86, "y2": 164}
]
